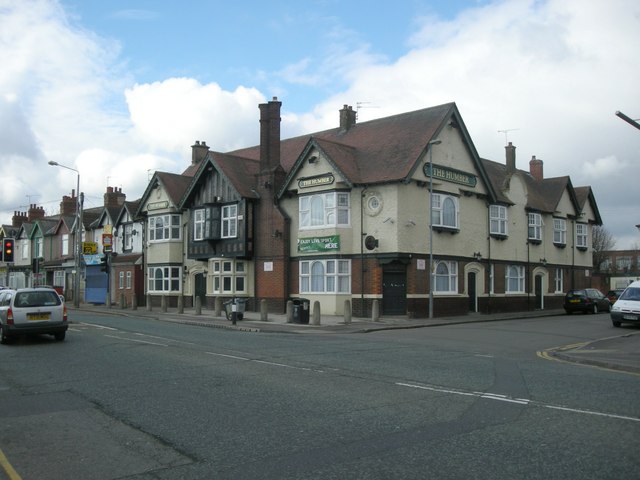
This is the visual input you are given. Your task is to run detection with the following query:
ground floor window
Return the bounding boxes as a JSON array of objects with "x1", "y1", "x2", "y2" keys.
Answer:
[
  {"x1": 434, "y1": 260, "x2": 458, "y2": 294},
  {"x1": 209, "y1": 259, "x2": 246, "y2": 294},
  {"x1": 506, "y1": 265, "x2": 525, "y2": 293},
  {"x1": 148, "y1": 266, "x2": 181, "y2": 293},
  {"x1": 53, "y1": 270, "x2": 65, "y2": 290},
  {"x1": 300, "y1": 259, "x2": 351, "y2": 294},
  {"x1": 555, "y1": 268, "x2": 563, "y2": 293}
]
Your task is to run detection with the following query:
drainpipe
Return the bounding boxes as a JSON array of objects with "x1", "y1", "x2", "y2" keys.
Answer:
[{"x1": 360, "y1": 186, "x2": 368, "y2": 316}]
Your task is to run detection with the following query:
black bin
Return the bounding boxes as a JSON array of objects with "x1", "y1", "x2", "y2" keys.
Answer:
[{"x1": 291, "y1": 298, "x2": 310, "y2": 324}]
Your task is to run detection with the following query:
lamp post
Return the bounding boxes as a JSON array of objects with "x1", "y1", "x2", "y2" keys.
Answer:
[
  {"x1": 48, "y1": 161, "x2": 82, "y2": 307},
  {"x1": 427, "y1": 139, "x2": 441, "y2": 319}
]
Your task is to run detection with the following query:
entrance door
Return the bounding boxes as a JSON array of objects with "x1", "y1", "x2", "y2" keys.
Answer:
[
  {"x1": 468, "y1": 271, "x2": 477, "y2": 312},
  {"x1": 195, "y1": 273, "x2": 206, "y2": 306},
  {"x1": 382, "y1": 267, "x2": 407, "y2": 315},
  {"x1": 535, "y1": 274, "x2": 544, "y2": 309}
]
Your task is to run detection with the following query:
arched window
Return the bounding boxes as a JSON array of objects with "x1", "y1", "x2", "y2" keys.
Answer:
[
  {"x1": 434, "y1": 261, "x2": 457, "y2": 293},
  {"x1": 311, "y1": 261, "x2": 325, "y2": 292}
]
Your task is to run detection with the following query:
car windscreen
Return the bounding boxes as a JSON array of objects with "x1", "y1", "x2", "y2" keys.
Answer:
[
  {"x1": 567, "y1": 290, "x2": 585, "y2": 298},
  {"x1": 619, "y1": 287, "x2": 640, "y2": 301},
  {"x1": 14, "y1": 291, "x2": 61, "y2": 308}
]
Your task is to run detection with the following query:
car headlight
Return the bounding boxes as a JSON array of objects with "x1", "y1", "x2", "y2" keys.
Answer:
[{"x1": 611, "y1": 304, "x2": 620, "y2": 312}]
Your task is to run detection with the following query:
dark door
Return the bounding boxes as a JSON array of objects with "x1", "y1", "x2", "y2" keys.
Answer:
[
  {"x1": 195, "y1": 273, "x2": 206, "y2": 306},
  {"x1": 468, "y1": 271, "x2": 477, "y2": 312},
  {"x1": 382, "y1": 269, "x2": 407, "y2": 315},
  {"x1": 535, "y1": 274, "x2": 543, "y2": 309}
]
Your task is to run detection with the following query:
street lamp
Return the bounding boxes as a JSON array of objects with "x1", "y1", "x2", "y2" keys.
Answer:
[
  {"x1": 427, "y1": 139, "x2": 441, "y2": 319},
  {"x1": 48, "y1": 161, "x2": 82, "y2": 307}
]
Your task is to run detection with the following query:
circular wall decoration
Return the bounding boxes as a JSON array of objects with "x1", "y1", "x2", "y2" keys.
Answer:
[{"x1": 364, "y1": 192, "x2": 383, "y2": 216}]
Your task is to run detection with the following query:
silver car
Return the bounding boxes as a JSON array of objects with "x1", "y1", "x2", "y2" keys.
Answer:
[{"x1": 0, "y1": 287, "x2": 68, "y2": 344}]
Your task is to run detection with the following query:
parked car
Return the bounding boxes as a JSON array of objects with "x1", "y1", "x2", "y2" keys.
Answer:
[
  {"x1": 606, "y1": 289, "x2": 624, "y2": 304},
  {"x1": 610, "y1": 281, "x2": 640, "y2": 327},
  {"x1": 0, "y1": 287, "x2": 68, "y2": 344},
  {"x1": 563, "y1": 288, "x2": 611, "y2": 314}
]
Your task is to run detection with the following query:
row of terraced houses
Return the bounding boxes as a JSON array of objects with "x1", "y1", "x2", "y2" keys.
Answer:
[{"x1": 0, "y1": 99, "x2": 602, "y2": 318}]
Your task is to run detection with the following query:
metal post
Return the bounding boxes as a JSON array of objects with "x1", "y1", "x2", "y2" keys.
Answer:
[{"x1": 428, "y1": 139, "x2": 441, "y2": 319}]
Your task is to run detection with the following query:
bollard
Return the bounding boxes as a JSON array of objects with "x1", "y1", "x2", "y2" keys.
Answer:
[
  {"x1": 195, "y1": 296, "x2": 202, "y2": 315},
  {"x1": 120, "y1": 293, "x2": 126, "y2": 309},
  {"x1": 177, "y1": 295, "x2": 184, "y2": 314},
  {"x1": 132, "y1": 296, "x2": 138, "y2": 311},
  {"x1": 260, "y1": 298, "x2": 268, "y2": 322},
  {"x1": 344, "y1": 299, "x2": 352, "y2": 324},
  {"x1": 372, "y1": 299, "x2": 380, "y2": 322},
  {"x1": 106, "y1": 292, "x2": 111, "y2": 309},
  {"x1": 161, "y1": 295, "x2": 167, "y2": 313},
  {"x1": 312, "y1": 300, "x2": 321, "y2": 325},
  {"x1": 214, "y1": 296, "x2": 222, "y2": 317},
  {"x1": 146, "y1": 294, "x2": 152, "y2": 311},
  {"x1": 286, "y1": 300, "x2": 293, "y2": 323}
]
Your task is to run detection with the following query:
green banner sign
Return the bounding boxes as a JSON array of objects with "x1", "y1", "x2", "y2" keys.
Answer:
[
  {"x1": 423, "y1": 163, "x2": 477, "y2": 187},
  {"x1": 298, "y1": 235, "x2": 340, "y2": 253}
]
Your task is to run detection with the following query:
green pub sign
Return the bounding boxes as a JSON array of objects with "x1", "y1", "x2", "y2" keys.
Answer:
[
  {"x1": 298, "y1": 235, "x2": 340, "y2": 253},
  {"x1": 423, "y1": 164, "x2": 477, "y2": 187}
]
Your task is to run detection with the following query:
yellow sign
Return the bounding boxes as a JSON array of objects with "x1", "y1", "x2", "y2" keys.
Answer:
[
  {"x1": 82, "y1": 242, "x2": 98, "y2": 254},
  {"x1": 103, "y1": 225, "x2": 113, "y2": 234}
]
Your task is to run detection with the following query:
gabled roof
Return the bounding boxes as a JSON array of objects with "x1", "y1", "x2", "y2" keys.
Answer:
[
  {"x1": 524, "y1": 175, "x2": 578, "y2": 214},
  {"x1": 574, "y1": 186, "x2": 603, "y2": 225},
  {"x1": 82, "y1": 207, "x2": 102, "y2": 230},
  {"x1": 0, "y1": 225, "x2": 19, "y2": 238},
  {"x1": 480, "y1": 159, "x2": 515, "y2": 205},
  {"x1": 90, "y1": 206, "x2": 121, "y2": 229},
  {"x1": 136, "y1": 171, "x2": 194, "y2": 217},
  {"x1": 50, "y1": 215, "x2": 76, "y2": 235},
  {"x1": 114, "y1": 200, "x2": 142, "y2": 226},
  {"x1": 17, "y1": 222, "x2": 35, "y2": 239},
  {"x1": 31, "y1": 219, "x2": 58, "y2": 237}
]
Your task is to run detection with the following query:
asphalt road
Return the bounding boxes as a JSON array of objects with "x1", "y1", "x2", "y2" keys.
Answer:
[{"x1": 0, "y1": 312, "x2": 638, "y2": 479}]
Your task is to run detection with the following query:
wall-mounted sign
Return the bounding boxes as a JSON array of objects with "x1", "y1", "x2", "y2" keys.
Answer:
[
  {"x1": 298, "y1": 173, "x2": 335, "y2": 189},
  {"x1": 298, "y1": 235, "x2": 340, "y2": 253},
  {"x1": 82, "y1": 242, "x2": 97, "y2": 254},
  {"x1": 147, "y1": 201, "x2": 169, "y2": 211},
  {"x1": 423, "y1": 164, "x2": 477, "y2": 188}
]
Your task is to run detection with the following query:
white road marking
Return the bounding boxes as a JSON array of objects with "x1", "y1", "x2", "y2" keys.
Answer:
[
  {"x1": 205, "y1": 352, "x2": 323, "y2": 372},
  {"x1": 79, "y1": 322, "x2": 119, "y2": 331},
  {"x1": 103, "y1": 334, "x2": 168, "y2": 347},
  {"x1": 205, "y1": 352, "x2": 250, "y2": 361}
]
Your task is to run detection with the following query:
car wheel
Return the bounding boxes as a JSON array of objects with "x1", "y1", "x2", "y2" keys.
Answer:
[
  {"x1": 612, "y1": 320, "x2": 621, "y2": 327},
  {"x1": 1, "y1": 326, "x2": 10, "y2": 345},
  {"x1": 565, "y1": 309, "x2": 572, "y2": 315},
  {"x1": 54, "y1": 332, "x2": 66, "y2": 341}
]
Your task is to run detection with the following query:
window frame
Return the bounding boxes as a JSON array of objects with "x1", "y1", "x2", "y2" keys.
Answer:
[
  {"x1": 553, "y1": 218, "x2": 567, "y2": 245},
  {"x1": 221, "y1": 205, "x2": 238, "y2": 239},
  {"x1": 489, "y1": 205, "x2": 508, "y2": 236},
  {"x1": 208, "y1": 259, "x2": 246, "y2": 295},
  {"x1": 299, "y1": 192, "x2": 351, "y2": 230},
  {"x1": 193, "y1": 208, "x2": 205, "y2": 241},
  {"x1": 528, "y1": 212, "x2": 542, "y2": 242},
  {"x1": 147, "y1": 266, "x2": 182, "y2": 293},
  {"x1": 431, "y1": 193, "x2": 459, "y2": 230},
  {"x1": 505, "y1": 265, "x2": 525, "y2": 293},
  {"x1": 299, "y1": 259, "x2": 351, "y2": 294},
  {"x1": 576, "y1": 223, "x2": 588, "y2": 249},
  {"x1": 61, "y1": 234, "x2": 69, "y2": 256},
  {"x1": 554, "y1": 268, "x2": 563, "y2": 293},
  {"x1": 148, "y1": 214, "x2": 181, "y2": 242},
  {"x1": 434, "y1": 260, "x2": 458, "y2": 294}
]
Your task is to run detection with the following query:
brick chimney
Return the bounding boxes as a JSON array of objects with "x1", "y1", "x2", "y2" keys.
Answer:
[
  {"x1": 339, "y1": 104, "x2": 357, "y2": 131},
  {"x1": 505, "y1": 142, "x2": 516, "y2": 174},
  {"x1": 12, "y1": 211, "x2": 27, "y2": 228},
  {"x1": 259, "y1": 97, "x2": 282, "y2": 172},
  {"x1": 191, "y1": 140, "x2": 210, "y2": 165},
  {"x1": 529, "y1": 155, "x2": 544, "y2": 181},
  {"x1": 28, "y1": 204, "x2": 45, "y2": 221},
  {"x1": 60, "y1": 190, "x2": 77, "y2": 216},
  {"x1": 104, "y1": 186, "x2": 126, "y2": 208}
]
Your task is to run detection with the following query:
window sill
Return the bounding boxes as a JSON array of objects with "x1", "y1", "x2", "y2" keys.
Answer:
[
  {"x1": 577, "y1": 246, "x2": 588, "y2": 252},
  {"x1": 553, "y1": 242, "x2": 566, "y2": 249},
  {"x1": 490, "y1": 233, "x2": 508, "y2": 241},
  {"x1": 527, "y1": 239, "x2": 542, "y2": 245},
  {"x1": 433, "y1": 226, "x2": 459, "y2": 234}
]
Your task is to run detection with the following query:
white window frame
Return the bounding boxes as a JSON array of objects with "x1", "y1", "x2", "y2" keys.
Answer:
[
  {"x1": 553, "y1": 218, "x2": 566, "y2": 245},
  {"x1": 555, "y1": 268, "x2": 563, "y2": 293},
  {"x1": 221, "y1": 205, "x2": 238, "y2": 239},
  {"x1": 124, "y1": 224, "x2": 134, "y2": 251},
  {"x1": 194, "y1": 209, "x2": 205, "y2": 241},
  {"x1": 576, "y1": 223, "x2": 588, "y2": 248},
  {"x1": 147, "y1": 266, "x2": 182, "y2": 293},
  {"x1": 62, "y1": 234, "x2": 69, "y2": 256},
  {"x1": 489, "y1": 205, "x2": 508, "y2": 236},
  {"x1": 36, "y1": 236, "x2": 43, "y2": 258},
  {"x1": 432, "y1": 193, "x2": 459, "y2": 229},
  {"x1": 434, "y1": 260, "x2": 458, "y2": 294},
  {"x1": 299, "y1": 192, "x2": 350, "y2": 230},
  {"x1": 126, "y1": 271, "x2": 132, "y2": 289},
  {"x1": 506, "y1": 265, "x2": 525, "y2": 293},
  {"x1": 53, "y1": 270, "x2": 65, "y2": 289},
  {"x1": 21, "y1": 239, "x2": 29, "y2": 260},
  {"x1": 300, "y1": 259, "x2": 351, "y2": 294},
  {"x1": 528, "y1": 213, "x2": 542, "y2": 241},
  {"x1": 208, "y1": 259, "x2": 246, "y2": 294},
  {"x1": 119, "y1": 271, "x2": 125, "y2": 289},
  {"x1": 148, "y1": 215, "x2": 181, "y2": 242}
]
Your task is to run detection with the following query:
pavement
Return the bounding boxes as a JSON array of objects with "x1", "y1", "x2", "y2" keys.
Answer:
[{"x1": 69, "y1": 303, "x2": 640, "y2": 375}]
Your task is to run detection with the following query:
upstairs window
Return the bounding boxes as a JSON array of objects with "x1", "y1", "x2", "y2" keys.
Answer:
[
  {"x1": 221, "y1": 205, "x2": 238, "y2": 238},
  {"x1": 489, "y1": 205, "x2": 508, "y2": 236},
  {"x1": 528, "y1": 213, "x2": 542, "y2": 242},
  {"x1": 576, "y1": 223, "x2": 588, "y2": 249},
  {"x1": 553, "y1": 218, "x2": 566, "y2": 245},
  {"x1": 193, "y1": 209, "x2": 205, "y2": 241},
  {"x1": 62, "y1": 234, "x2": 69, "y2": 255},
  {"x1": 124, "y1": 224, "x2": 134, "y2": 251},
  {"x1": 432, "y1": 194, "x2": 459, "y2": 229},
  {"x1": 149, "y1": 215, "x2": 181, "y2": 242},
  {"x1": 299, "y1": 192, "x2": 350, "y2": 229}
]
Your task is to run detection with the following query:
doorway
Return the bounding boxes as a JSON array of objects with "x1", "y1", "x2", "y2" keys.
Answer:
[
  {"x1": 535, "y1": 274, "x2": 544, "y2": 309},
  {"x1": 382, "y1": 264, "x2": 407, "y2": 315},
  {"x1": 195, "y1": 273, "x2": 206, "y2": 306},
  {"x1": 468, "y1": 271, "x2": 477, "y2": 312}
]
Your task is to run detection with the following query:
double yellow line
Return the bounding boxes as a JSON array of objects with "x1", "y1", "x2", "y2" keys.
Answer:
[{"x1": 0, "y1": 448, "x2": 21, "y2": 480}]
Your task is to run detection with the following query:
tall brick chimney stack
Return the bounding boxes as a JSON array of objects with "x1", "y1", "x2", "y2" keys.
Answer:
[
  {"x1": 104, "y1": 186, "x2": 126, "y2": 208},
  {"x1": 259, "y1": 97, "x2": 282, "y2": 172},
  {"x1": 339, "y1": 104, "x2": 357, "y2": 131},
  {"x1": 60, "y1": 190, "x2": 78, "y2": 216},
  {"x1": 191, "y1": 140, "x2": 210, "y2": 165},
  {"x1": 529, "y1": 156, "x2": 544, "y2": 181},
  {"x1": 12, "y1": 211, "x2": 28, "y2": 228},
  {"x1": 28, "y1": 204, "x2": 45, "y2": 221},
  {"x1": 505, "y1": 142, "x2": 516, "y2": 174}
]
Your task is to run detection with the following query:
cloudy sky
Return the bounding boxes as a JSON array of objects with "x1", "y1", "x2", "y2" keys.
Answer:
[{"x1": 1, "y1": 0, "x2": 639, "y2": 248}]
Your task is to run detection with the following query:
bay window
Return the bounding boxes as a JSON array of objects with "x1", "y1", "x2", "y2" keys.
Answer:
[
  {"x1": 299, "y1": 192, "x2": 350, "y2": 229},
  {"x1": 300, "y1": 259, "x2": 351, "y2": 293},
  {"x1": 149, "y1": 215, "x2": 181, "y2": 242}
]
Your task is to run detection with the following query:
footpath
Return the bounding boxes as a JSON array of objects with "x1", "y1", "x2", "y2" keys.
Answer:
[{"x1": 70, "y1": 304, "x2": 640, "y2": 375}]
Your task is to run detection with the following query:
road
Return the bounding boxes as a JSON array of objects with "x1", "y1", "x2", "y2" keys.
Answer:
[{"x1": 0, "y1": 312, "x2": 638, "y2": 479}]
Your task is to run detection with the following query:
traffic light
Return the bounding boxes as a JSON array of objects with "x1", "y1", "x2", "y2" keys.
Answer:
[
  {"x1": 100, "y1": 255, "x2": 108, "y2": 272},
  {"x1": 2, "y1": 238, "x2": 14, "y2": 263}
]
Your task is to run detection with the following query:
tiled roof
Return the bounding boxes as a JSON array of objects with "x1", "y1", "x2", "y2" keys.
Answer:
[{"x1": 156, "y1": 171, "x2": 193, "y2": 207}]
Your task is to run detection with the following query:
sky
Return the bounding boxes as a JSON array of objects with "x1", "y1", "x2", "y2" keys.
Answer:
[{"x1": 1, "y1": 0, "x2": 639, "y2": 248}]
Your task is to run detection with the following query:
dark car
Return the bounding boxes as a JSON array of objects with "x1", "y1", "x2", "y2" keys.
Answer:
[
  {"x1": 0, "y1": 287, "x2": 68, "y2": 344},
  {"x1": 606, "y1": 289, "x2": 624, "y2": 304},
  {"x1": 564, "y1": 288, "x2": 611, "y2": 314}
]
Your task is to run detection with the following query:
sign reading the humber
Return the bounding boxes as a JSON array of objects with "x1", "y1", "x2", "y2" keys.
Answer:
[
  {"x1": 298, "y1": 235, "x2": 340, "y2": 253},
  {"x1": 298, "y1": 173, "x2": 334, "y2": 189},
  {"x1": 423, "y1": 164, "x2": 477, "y2": 187}
]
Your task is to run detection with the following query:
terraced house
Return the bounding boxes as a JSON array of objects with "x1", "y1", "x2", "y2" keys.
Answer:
[{"x1": 133, "y1": 98, "x2": 601, "y2": 318}]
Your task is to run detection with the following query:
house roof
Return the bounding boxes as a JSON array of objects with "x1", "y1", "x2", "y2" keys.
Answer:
[{"x1": 574, "y1": 186, "x2": 603, "y2": 225}]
